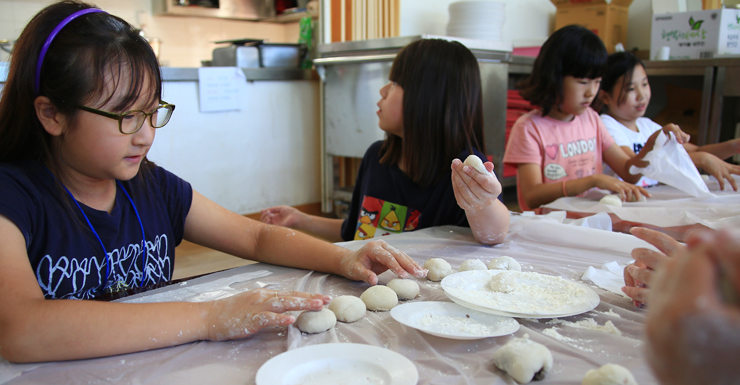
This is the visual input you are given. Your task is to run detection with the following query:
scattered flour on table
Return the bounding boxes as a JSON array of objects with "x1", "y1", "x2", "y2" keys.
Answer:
[
  {"x1": 547, "y1": 318, "x2": 622, "y2": 336},
  {"x1": 416, "y1": 313, "x2": 499, "y2": 336},
  {"x1": 542, "y1": 327, "x2": 594, "y2": 353},
  {"x1": 593, "y1": 308, "x2": 622, "y2": 318}
]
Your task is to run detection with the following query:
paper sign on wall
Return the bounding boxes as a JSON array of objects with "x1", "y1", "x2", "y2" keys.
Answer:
[{"x1": 197, "y1": 67, "x2": 246, "y2": 112}]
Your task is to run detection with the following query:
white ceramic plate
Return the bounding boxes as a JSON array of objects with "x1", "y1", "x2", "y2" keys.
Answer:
[
  {"x1": 390, "y1": 301, "x2": 519, "y2": 340},
  {"x1": 256, "y1": 343, "x2": 418, "y2": 385},
  {"x1": 441, "y1": 270, "x2": 600, "y2": 319}
]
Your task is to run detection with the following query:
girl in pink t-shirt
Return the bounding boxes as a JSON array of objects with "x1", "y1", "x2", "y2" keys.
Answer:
[{"x1": 503, "y1": 25, "x2": 688, "y2": 212}]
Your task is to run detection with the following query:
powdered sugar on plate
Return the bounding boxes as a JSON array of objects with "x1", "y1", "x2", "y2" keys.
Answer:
[
  {"x1": 441, "y1": 270, "x2": 600, "y2": 317},
  {"x1": 390, "y1": 301, "x2": 519, "y2": 340}
]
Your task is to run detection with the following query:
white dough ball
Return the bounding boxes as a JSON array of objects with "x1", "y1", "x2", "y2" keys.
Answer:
[
  {"x1": 459, "y1": 259, "x2": 488, "y2": 272},
  {"x1": 463, "y1": 155, "x2": 489, "y2": 174},
  {"x1": 424, "y1": 258, "x2": 453, "y2": 282},
  {"x1": 386, "y1": 279, "x2": 420, "y2": 300},
  {"x1": 328, "y1": 295, "x2": 366, "y2": 323},
  {"x1": 489, "y1": 271, "x2": 517, "y2": 293},
  {"x1": 582, "y1": 363, "x2": 637, "y2": 385},
  {"x1": 488, "y1": 256, "x2": 522, "y2": 272},
  {"x1": 599, "y1": 194, "x2": 623, "y2": 207},
  {"x1": 295, "y1": 308, "x2": 336, "y2": 334},
  {"x1": 360, "y1": 285, "x2": 398, "y2": 311},
  {"x1": 493, "y1": 334, "x2": 553, "y2": 384}
]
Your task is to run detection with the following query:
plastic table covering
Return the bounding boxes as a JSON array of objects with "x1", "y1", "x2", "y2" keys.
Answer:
[{"x1": 1, "y1": 216, "x2": 662, "y2": 385}]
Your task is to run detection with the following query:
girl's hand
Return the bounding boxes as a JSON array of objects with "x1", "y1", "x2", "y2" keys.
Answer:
[
  {"x1": 592, "y1": 174, "x2": 651, "y2": 202},
  {"x1": 689, "y1": 152, "x2": 740, "y2": 191},
  {"x1": 204, "y1": 289, "x2": 330, "y2": 341},
  {"x1": 623, "y1": 227, "x2": 677, "y2": 307},
  {"x1": 450, "y1": 158, "x2": 502, "y2": 212},
  {"x1": 660, "y1": 123, "x2": 690, "y2": 144},
  {"x1": 645, "y1": 228, "x2": 740, "y2": 385},
  {"x1": 338, "y1": 240, "x2": 427, "y2": 285},
  {"x1": 260, "y1": 206, "x2": 305, "y2": 228}
]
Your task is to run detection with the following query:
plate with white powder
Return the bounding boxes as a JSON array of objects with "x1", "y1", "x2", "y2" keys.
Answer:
[
  {"x1": 390, "y1": 301, "x2": 519, "y2": 340},
  {"x1": 441, "y1": 270, "x2": 600, "y2": 318}
]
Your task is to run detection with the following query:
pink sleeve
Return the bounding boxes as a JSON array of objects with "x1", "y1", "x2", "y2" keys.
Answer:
[{"x1": 503, "y1": 112, "x2": 544, "y2": 166}]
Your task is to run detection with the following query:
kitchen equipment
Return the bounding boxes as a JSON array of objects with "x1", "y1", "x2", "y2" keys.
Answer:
[{"x1": 211, "y1": 39, "x2": 303, "y2": 68}]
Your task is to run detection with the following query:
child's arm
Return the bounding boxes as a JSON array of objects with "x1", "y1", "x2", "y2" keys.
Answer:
[
  {"x1": 185, "y1": 191, "x2": 426, "y2": 284},
  {"x1": 260, "y1": 206, "x2": 344, "y2": 242},
  {"x1": 0, "y1": 214, "x2": 330, "y2": 363},
  {"x1": 688, "y1": 138, "x2": 740, "y2": 160},
  {"x1": 517, "y1": 163, "x2": 650, "y2": 209},
  {"x1": 687, "y1": 152, "x2": 740, "y2": 191},
  {"x1": 451, "y1": 159, "x2": 510, "y2": 245}
]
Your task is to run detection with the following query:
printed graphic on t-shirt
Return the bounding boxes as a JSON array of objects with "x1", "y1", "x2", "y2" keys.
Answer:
[
  {"x1": 633, "y1": 142, "x2": 644, "y2": 154},
  {"x1": 353, "y1": 196, "x2": 421, "y2": 240},
  {"x1": 36, "y1": 234, "x2": 172, "y2": 300},
  {"x1": 543, "y1": 137, "x2": 598, "y2": 182}
]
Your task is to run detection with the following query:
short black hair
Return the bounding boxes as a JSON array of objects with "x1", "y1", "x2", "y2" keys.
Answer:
[
  {"x1": 597, "y1": 51, "x2": 645, "y2": 110},
  {"x1": 518, "y1": 25, "x2": 608, "y2": 116}
]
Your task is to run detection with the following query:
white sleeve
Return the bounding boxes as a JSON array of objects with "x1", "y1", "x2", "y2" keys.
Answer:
[{"x1": 600, "y1": 114, "x2": 631, "y2": 148}]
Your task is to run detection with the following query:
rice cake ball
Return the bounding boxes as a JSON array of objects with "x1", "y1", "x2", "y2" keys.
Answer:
[
  {"x1": 295, "y1": 308, "x2": 336, "y2": 334},
  {"x1": 360, "y1": 285, "x2": 398, "y2": 311},
  {"x1": 488, "y1": 256, "x2": 522, "y2": 272},
  {"x1": 386, "y1": 278, "x2": 420, "y2": 300},
  {"x1": 599, "y1": 194, "x2": 622, "y2": 207},
  {"x1": 459, "y1": 259, "x2": 487, "y2": 272},
  {"x1": 582, "y1": 363, "x2": 637, "y2": 385},
  {"x1": 328, "y1": 295, "x2": 366, "y2": 323},
  {"x1": 493, "y1": 334, "x2": 553, "y2": 383},
  {"x1": 424, "y1": 258, "x2": 453, "y2": 281}
]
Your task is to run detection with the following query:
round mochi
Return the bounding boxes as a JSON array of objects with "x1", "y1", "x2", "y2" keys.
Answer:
[
  {"x1": 599, "y1": 194, "x2": 623, "y2": 207},
  {"x1": 386, "y1": 278, "x2": 420, "y2": 300},
  {"x1": 582, "y1": 363, "x2": 637, "y2": 385},
  {"x1": 493, "y1": 335, "x2": 553, "y2": 384},
  {"x1": 360, "y1": 285, "x2": 398, "y2": 311},
  {"x1": 328, "y1": 295, "x2": 366, "y2": 323},
  {"x1": 295, "y1": 308, "x2": 336, "y2": 334},
  {"x1": 463, "y1": 155, "x2": 489, "y2": 175},
  {"x1": 459, "y1": 259, "x2": 488, "y2": 272},
  {"x1": 488, "y1": 256, "x2": 522, "y2": 272},
  {"x1": 424, "y1": 258, "x2": 453, "y2": 282},
  {"x1": 489, "y1": 271, "x2": 516, "y2": 293}
]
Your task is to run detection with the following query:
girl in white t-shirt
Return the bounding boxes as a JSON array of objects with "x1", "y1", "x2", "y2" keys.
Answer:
[{"x1": 597, "y1": 51, "x2": 740, "y2": 190}]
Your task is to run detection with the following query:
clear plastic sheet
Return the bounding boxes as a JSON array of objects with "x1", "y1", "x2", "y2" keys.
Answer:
[
  {"x1": 2, "y1": 219, "x2": 660, "y2": 385},
  {"x1": 543, "y1": 177, "x2": 740, "y2": 229}
]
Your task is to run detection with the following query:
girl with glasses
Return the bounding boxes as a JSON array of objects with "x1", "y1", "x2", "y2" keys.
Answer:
[{"x1": 0, "y1": 1, "x2": 424, "y2": 363}]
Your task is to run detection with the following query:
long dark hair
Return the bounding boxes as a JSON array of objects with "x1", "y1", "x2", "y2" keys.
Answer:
[
  {"x1": 592, "y1": 51, "x2": 645, "y2": 112},
  {"x1": 380, "y1": 39, "x2": 485, "y2": 187},
  {"x1": 518, "y1": 25, "x2": 607, "y2": 116},
  {"x1": 0, "y1": 1, "x2": 161, "y2": 176}
]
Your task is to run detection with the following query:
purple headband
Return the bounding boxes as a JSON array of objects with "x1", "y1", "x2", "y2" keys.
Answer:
[{"x1": 34, "y1": 8, "x2": 107, "y2": 96}]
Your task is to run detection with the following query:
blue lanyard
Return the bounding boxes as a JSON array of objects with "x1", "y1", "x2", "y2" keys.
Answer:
[{"x1": 59, "y1": 180, "x2": 149, "y2": 291}]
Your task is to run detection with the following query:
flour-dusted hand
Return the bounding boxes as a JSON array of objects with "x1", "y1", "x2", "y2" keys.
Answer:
[
  {"x1": 338, "y1": 240, "x2": 426, "y2": 285},
  {"x1": 623, "y1": 227, "x2": 677, "y2": 307},
  {"x1": 592, "y1": 174, "x2": 650, "y2": 202},
  {"x1": 260, "y1": 206, "x2": 306, "y2": 228},
  {"x1": 451, "y1": 158, "x2": 502, "y2": 212},
  {"x1": 204, "y1": 289, "x2": 330, "y2": 341},
  {"x1": 689, "y1": 151, "x2": 740, "y2": 191},
  {"x1": 646, "y1": 227, "x2": 740, "y2": 385}
]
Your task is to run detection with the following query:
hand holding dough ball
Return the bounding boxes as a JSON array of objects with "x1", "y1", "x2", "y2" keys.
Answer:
[
  {"x1": 582, "y1": 363, "x2": 637, "y2": 385},
  {"x1": 463, "y1": 155, "x2": 490, "y2": 175},
  {"x1": 493, "y1": 334, "x2": 553, "y2": 384},
  {"x1": 360, "y1": 285, "x2": 398, "y2": 311},
  {"x1": 424, "y1": 258, "x2": 453, "y2": 281},
  {"x1": 489, "y1": 271, "x2": 516, "y2": 293},
  {"x1": 599, "y1": 194, "x2": 622, "y2": 207},
  {"x1": 386, "y1": 278, "x2": 420, "y2": 300},
  {"x1": 488, "y1": 256, "x2": 522, "y2": 272},
  {"x1": 295, "y1": 308, "x2": 337, "y2": 334},
  {"x1": 328, "y1": 295, "x2": 366, "y2": 323},
  {"x1": 459, "y1": 259, "x2": 487, "y2": 272}
]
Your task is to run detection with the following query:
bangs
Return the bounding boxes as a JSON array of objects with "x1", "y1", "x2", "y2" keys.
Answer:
[{"x1": 562, "y1": 34, "x2": 607, "y2": 79}]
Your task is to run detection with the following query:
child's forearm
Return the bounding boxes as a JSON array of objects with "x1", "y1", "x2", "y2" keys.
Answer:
[
  {"x1": 297, "y1": 215, "x2": 345, "y2": 243},
  {"x1": 1, "y1": 299, "x2": 208, "y2": 363},
  {"x1": 692, "y1": 139, "x2": 740, "y2": 160},
  {"x1": 466, "y1": 200, "x2": 509, "y2": 245}
]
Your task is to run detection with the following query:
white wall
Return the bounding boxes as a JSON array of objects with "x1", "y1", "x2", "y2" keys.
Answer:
[
  {"x1": 0, "y1": 0, "x2": 299, "y2": 67},
  {"x1": 150, "y1": 80, "x2": 322, "y2": 215}
]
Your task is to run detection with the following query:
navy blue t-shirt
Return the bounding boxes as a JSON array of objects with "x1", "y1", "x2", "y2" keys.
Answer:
[
  {"x1": 340, "y1": 141, "x2": 494, "y2": 241},
  {"x1": 0, "y1": 161, "x2": 192, "y2": 300}
]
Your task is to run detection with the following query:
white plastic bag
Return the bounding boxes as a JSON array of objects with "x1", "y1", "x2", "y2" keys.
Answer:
[{"x1": 629, "y1": 131, "x2": 713, "y2": 198}]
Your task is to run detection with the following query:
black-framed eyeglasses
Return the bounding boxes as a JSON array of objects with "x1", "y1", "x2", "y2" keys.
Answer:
[{"x1": 78, "y1": 101, "x2": 176, "y2": 134}]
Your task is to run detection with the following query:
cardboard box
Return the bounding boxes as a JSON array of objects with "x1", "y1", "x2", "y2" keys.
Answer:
[
  {"x1": 650, "y1": 9, "x2": 740, "y2": 60},
  {"x1": 551, "y1": 0, "x2": 633, "y2": 53}
]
